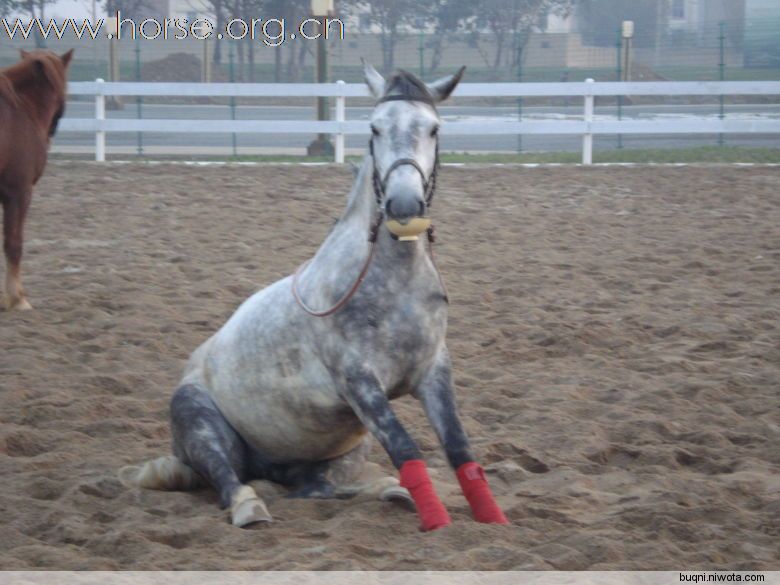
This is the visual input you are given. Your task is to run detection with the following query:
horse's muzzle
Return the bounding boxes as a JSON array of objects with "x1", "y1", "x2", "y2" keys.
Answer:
[
  {"x1": 385, "y1": 217, "x2": 431, "y2": 241},
  {"x1": 384, "y1": 194, "x2": 429, "y2": 241}
]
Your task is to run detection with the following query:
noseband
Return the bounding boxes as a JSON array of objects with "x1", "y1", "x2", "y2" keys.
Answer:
[{"x1": 292, "y1": 93, "x2": 447, "y2": 317}]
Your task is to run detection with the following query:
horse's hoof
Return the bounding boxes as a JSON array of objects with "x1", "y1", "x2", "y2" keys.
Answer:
[
  {"x1": 379, "y1": 484, "x2": 414, "y2": 510},
  {"x1": 232, "y1": 497, "x2": 273, "y2": 528},
  {"x1": 5, "y1": 298, "x2": 32, "y2": 311}
]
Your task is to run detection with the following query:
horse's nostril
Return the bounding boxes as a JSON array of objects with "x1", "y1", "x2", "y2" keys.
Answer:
[{"x1": 385, "y1": 196, "x2": 425, "y2": 221}]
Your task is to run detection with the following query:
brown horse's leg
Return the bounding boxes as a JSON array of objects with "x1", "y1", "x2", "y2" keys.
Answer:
[{"x1": 3, "y1": 189, "x2": 33, "y2": 311}]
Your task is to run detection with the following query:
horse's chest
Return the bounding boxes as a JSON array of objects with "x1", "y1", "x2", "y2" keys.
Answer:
[{"x1": 342, "y1": 294, "x2": 446, "y2": 393}]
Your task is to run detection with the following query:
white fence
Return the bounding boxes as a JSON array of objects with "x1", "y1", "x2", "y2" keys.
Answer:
[{"x1": 60, "y1": 80, "x2": 780, "y2": 164}]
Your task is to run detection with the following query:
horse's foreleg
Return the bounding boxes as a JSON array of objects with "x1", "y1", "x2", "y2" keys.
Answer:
[
  {"x1": 2, "y1": 191, "x2": 32, "y2": 311},
  {"x1": 415, "y1": 349, "x2": 509, "y2": 525},
  {"x1": 170, "y1": 384, "x2": 272, "y2": 528},
  {"x1": 344, "y1": 368, "x2": 451, "y2": 531}
]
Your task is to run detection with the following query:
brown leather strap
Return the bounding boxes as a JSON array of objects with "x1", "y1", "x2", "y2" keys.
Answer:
[
  {"x1": 292, "y1": 242, "x2": 376, "y2": 317},
  {"x1": 292, "y1": 226, "x2": 448, "y2": 318},
  {"x1": 292, "y1": 212, "x2": 384, "y2": 317}
]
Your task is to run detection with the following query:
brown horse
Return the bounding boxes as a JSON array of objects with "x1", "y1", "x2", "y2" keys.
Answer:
[{"x1": 0, "y1": 49, "x2": 73, "y2": 310}]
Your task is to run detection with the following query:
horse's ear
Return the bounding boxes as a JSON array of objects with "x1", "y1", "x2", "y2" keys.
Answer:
[
  {"x1": 61, "y1": 49, "x2": 75, "y2": 67},
  {"x1": 362, "y1": 58, "x2": 385, "y2": 100},
  {"x1": 427, "y1": 66, "x2": 466, "y2": 103},
  {"x1": 19, "y1": 49, "x2": 30, "y2": 59}
]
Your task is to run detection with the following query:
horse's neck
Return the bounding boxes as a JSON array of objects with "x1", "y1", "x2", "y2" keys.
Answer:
[
  {"x1": 299, "y1": 155, "x2": 428, "y2": 295},
  {"x1": 340, "y1": 156, "x2": 377, "y2": 227}
]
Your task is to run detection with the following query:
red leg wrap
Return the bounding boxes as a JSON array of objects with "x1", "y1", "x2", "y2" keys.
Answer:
[
  {"x1": 399, "y1": 460, "x2": 451, "y2": 532},
  {"x1": 456, "y1": 462, "x2": 509, "y2": 524}
]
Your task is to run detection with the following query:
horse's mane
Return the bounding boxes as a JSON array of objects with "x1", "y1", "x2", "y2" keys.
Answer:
[
  {"x1": 26, "y1": 52, "x2": 68, "y2": 96},
  {"x1": 1, "y1": 51, "x2": 67, "y2": 106},
  {"x1": 384, "y1": 69, "x2": 434, "y2": 104},
  {"x1": 1, "y1": 52, "x2": 68, "y2": 137}
]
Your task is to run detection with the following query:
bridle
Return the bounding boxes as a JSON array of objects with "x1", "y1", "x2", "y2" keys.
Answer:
[
  {"x1": 369, "y1": 93, "x2": 440, "y2": 214},
  {"x1": 292, "y1": 93, "x2": 446, "y2": 317}
]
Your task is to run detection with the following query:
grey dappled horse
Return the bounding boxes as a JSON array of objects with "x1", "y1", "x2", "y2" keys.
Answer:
[{"x1": 120, "y1": 63, "x2": 508, "y2": 532}]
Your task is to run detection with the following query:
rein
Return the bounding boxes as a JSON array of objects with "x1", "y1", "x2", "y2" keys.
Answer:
[
  {"x1": 292, "y1": 94, "x2": 446, "y2": 317},
  {"x1": 291, "y1": 215, "x2": 383, "y2": 318}
]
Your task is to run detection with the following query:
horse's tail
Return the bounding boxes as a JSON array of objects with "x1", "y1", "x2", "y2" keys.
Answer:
[{"x1": 118, "y1": 455, "x2": 202, "y2": 491}]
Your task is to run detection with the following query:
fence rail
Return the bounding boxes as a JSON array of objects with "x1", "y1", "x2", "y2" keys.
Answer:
[{"x1": 59, "y1": 80, "x2": 780, "y2": 164}]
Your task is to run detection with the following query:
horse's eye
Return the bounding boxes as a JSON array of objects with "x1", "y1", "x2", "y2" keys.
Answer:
[
  {"x1": 371, "y1": 125, "x2": 380, "y2": 137},
  {"x1": 430, "y1": 126, "x2": 440, "y2": 137}
]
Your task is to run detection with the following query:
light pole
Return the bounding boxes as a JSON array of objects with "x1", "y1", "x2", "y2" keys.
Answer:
[
  {"x1": 307, "y1": 0, "x2": 335, "y2": 157},
  {"x1": 618, "y1": 20, "x2": 633, "y2": 150},
  {"x1": 106, "y1": 16, "x2": 123, "y2": 110},
  {"x1": 616, "y1": 26, "x2": 623, "y2": 149},
  {"x1": 622, "y1": 20, "x2": 634, "y2": 82}
]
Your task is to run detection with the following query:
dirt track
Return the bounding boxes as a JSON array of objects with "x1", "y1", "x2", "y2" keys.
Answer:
[{"x1": 1, "y1": 163, "x2": 778, "y2": 569}]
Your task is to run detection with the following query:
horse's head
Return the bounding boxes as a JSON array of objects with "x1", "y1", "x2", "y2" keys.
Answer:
[
  {"x1": 18, "y1": 49, "x2": 74, "y2": 137},
  {"x1": 363, "y1": 61, "x2": 464, "y2": 241}
]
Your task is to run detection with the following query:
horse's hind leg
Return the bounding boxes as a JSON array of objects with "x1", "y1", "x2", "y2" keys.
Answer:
[
  {"x1": 280, "y1": 438, "x2": 373, "y2": 499},
  {"x1": 170, "y1": 384, "x2": 272, "y2": 527},
  {"x1": 2, "y1": 188, "x2": 33, "y2": 311},
  {"x1": 283, "y1": 437, "x2": 412, "y2": 506}
]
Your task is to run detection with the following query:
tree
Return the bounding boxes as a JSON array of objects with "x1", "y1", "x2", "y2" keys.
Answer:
[
  {"x1": 9, "y1": 0, "x2": 59, "y2": 47},
  {"x1": 103, "y1": 0, "x2": 156, "y2": 20},
  {"x1": 466, "y1": 0, "x2": 574, "y2": 77},
  {"x1": 268, "y1": 0, "x2": 312, "y2": 82},
  {"x1": 578, "y1": 0, "x2": 661, "y2": 47},
  {"x1": 341, "y1": 0, "x2": 419, "y2": 72},
  {"x1": 425, "y1": 0, "x2": 474, "y2": 75},
  {"x1": 0, "y1": 0, "x2": 12, "y2": 19}
]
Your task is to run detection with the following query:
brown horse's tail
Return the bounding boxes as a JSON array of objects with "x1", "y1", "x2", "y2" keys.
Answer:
[
  {"x1": 118, "y1": 455, "x2": 202, "y2": 491},
  {"x1": 0, "y1": 73, "x2": 20, "y2": 108}
]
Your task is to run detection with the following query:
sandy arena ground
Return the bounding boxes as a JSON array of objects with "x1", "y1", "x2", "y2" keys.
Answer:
[{"x1": 0, "y1": 163, "x2": 778, "y2": 570}]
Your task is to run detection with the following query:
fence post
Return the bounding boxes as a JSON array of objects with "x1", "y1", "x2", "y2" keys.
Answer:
[
  {"x1": 516, "y1": 41, "x2": 523, "y2": 154},
  {"x1": 95, "y1": 78, "x2": 105, "y2": 162},
  {"x1": 335, "y1": 80, "x2": 346, "y2": 164},
  {"x1": 228, "y1": 42, "x2": 237, "y2": 157},
  {"x1": 582, "y1": 78, "x2": 594, "y2": 165},
  {"x1": 718, "y1": 21, "x2": 726, "y2": 147},
  {"x1": 615, "y1": 27, "x2": 623, "y2": 149}
]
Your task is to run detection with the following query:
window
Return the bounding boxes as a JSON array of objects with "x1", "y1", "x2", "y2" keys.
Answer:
[{"x1": 672, "y1": 0, "x2": 685, "y2": 19}]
